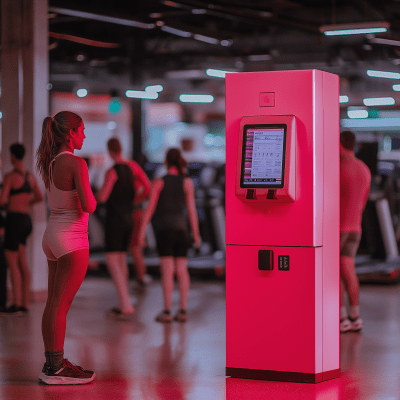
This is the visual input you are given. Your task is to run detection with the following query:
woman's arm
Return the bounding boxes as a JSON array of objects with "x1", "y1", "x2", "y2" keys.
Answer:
[
  {"x1": 137, "y1": 178, "x2": 163, "y2": 247},
  {"x1": 73, "y1": 157, "x2": 97, "y2": 213},
  {"x1": 183, "y1": 177, "x2": 201, "y2": 248},
  {"x1": 95, "y1": 168, "x2": 117, "y2": 204},
  {"x1": 129, "y1": 161, "x2": 151, "y2": 204}
]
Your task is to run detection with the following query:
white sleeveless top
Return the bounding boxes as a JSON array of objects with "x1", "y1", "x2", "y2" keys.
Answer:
[{"x1": 47, "y1": 151, "x2": 88, "y2": 225}]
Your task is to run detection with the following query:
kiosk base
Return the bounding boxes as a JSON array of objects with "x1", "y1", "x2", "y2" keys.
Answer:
[{"x1": 226, "y1": 367, "x2": 341, "y2": 383}]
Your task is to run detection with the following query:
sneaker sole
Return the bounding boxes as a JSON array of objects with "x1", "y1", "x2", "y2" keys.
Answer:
[{"x1": 38, "y1": 372, "x2": 96, "y2": 385}]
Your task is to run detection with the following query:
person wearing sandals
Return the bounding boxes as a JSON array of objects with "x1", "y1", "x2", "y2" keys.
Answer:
[
  {"x1": 0, "y1": 143, "x2": 44, "y2": 315},
  {"x1": 96, "y1": 138, "x2": 148, "y2": 319},
  {"x1": 36, "y1": 111, "x2": 97, "y2": 384},
  {"x1": 339, "y1": 131, "x2": 371, "y2": 333},
  {"x1": 138, "y1": 148, "x2": 201, "y2": 323}
]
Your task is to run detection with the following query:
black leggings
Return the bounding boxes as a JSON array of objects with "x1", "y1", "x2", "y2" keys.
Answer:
[{"x1": 4, "y1": 212, "x2": 33, "y2": 251}]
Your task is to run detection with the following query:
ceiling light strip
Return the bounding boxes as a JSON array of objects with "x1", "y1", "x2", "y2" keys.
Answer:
[
  {"x1": 367, "y1": 70, "x2": 400, "y2": 79},
  {"x1": 49, "y1": 7, "x2": 155, "y2": 29},
  {"x1": 363, "y1": 97, "x2": 395, "y2": 106},
  {"x1": 179, "y1": 94, "x2": 214, "y2": 103},
  {"x1": 320, "y1": 21, "x2": 389, "y2": 36}
]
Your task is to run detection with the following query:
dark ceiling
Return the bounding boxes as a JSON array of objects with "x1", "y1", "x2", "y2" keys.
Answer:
[{"x1": 48, "y1": 0, "x2": 400, "y2": 103}]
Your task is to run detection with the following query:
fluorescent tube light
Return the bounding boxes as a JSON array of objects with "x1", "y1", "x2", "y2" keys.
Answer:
[
  {"x1": 125, "y1": 90, "x2": 158, "y2": 99},
  {"x1": 347, "y1": 109, "x2": 368, "y2": 119},
  {"x1": 193, "y1": 34, "x2": 219, "y2": 45},
  {"x1": 369, "y1": 37, "x2": 400, "y2": 46},
  {"x1": 206, "y1": 69, "x2": 236, "y2": 78},
  {"x1": 161, "y1": 25, "x2": 191, "y2": 37},
  {"x1": 393, "y1": 84, "x2": 400, "y2": 91},
  {"x1": 367, "y1": 70, "x2": 400, "y2": 79},
  {"x1": 49, "y1": 6, "x2": 155, "y2": 29},
  {"x1": 363, "y1": 97, "x2": 395, "y2": 106},
  {"x1": 179, "y1": 94, "x2": 214, "y2": 103},
  {"x1": 145, "y1": 85, "x2": 163, "y2": 93},
  {"x1": 340, "y1": 95, "x2": 349, "y2": 103},
  {"x1": 320, "y1": 21, "x2": 389, "y2": 36}
]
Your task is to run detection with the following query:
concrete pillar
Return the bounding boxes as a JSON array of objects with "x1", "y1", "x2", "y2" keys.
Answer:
[{"x1": 1, "y1": 0, "x2": 49, "y2": 300}]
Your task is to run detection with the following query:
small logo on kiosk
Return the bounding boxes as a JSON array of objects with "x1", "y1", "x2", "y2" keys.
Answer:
[{"x1": 278, "y1": 255, "x2": 290, "y2": 271}]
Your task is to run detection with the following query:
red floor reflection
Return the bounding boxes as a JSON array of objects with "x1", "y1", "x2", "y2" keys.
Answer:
[{"x1": 1, "y1": 277, "x2": 400, "y2": 399}]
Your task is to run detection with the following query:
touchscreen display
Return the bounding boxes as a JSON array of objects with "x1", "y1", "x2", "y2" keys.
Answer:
[{"x1": 240, "y1": 124, "x2": 286, "y2": 188}]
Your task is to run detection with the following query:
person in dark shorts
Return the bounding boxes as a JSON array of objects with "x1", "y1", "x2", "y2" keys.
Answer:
[
  {"x1": 0, "y1": 143, "x2": 43, "y2": 315},
  {"x1": 138, "y1": 148, "x2": 201, "y2": 323},
  {"x1": 96, "y1": 138, "x2": 138, "y2": 319},
  {"x1": 340, "y1": 131, "x2": 371, "y2": 333}
]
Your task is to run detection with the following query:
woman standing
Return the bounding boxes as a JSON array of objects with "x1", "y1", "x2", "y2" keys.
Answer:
[
  {"x1": 36, "y1": 111, "x2": 96, "y2": 384},
  {"x1": 0, "y1": 143, "x2": 44, "y2": 315},
  {"x1": 96, "y1": 138, "x2": 150, "y2": 319},
  {"x1": 138, "y1": 148, "x2": 200, "y2": 323}
]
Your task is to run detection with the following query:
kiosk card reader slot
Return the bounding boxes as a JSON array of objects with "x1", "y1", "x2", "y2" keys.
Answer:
[{"x1": 235, "y1": 115, "x2": 296, "y2": 203}]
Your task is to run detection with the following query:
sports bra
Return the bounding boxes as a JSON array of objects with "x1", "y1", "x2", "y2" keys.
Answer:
[
  {"x1": 9, "y1": 171, "x2": 32, "y2": 196},
  {"x1": 47, "y1": 151, "x2": 87, "y2": 219}
]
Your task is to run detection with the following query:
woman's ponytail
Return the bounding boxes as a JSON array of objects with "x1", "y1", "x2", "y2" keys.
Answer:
[
  {"x1": 166, "y1": 148, "x2": 187, "y2": 176},
  {"x1": 36, "y1": 111, "x2": 82, "y2": 188}
]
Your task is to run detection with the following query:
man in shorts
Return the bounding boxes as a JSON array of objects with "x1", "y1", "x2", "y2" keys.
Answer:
[{"x1": 339, "y1": 131, "x2": 371, "y2": 332}]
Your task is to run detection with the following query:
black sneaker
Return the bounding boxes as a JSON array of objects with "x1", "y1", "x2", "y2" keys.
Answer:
[
  {"x1": 155, "y1": 310, "x2": 172, "y2": 323},
  {"x1": 0, "y1": 305, "x2": 24, "y2": 316},
  {"x1": 38, "y1": 359, "x2": 95, "y2": 385}
]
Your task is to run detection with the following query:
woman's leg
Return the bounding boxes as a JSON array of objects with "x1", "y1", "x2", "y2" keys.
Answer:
[
  {"x1": 130, "y1": 210, "x2": 147, "y2": 283},
  {"x1": 175, "y1": 257, "x2": 190, "y2": 310},
  {"x1": 4, "y1": 250, "x2": 22, "y2": 307},
  {"x1": 106, "y1": 252, "x2": 134, "y2": 314},
  {"x1": 17, "y1": 244, "x2": 31, "y2": 309},
  {"x1": 41, "y1": 249, "x2": 89, "y2": 352},
  {"x1": 159, "y1": 256, "x2": 175, "y2": 311}
]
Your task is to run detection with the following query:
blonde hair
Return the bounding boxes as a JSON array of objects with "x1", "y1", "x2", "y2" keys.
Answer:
[{"x1": 36, "y1": 111, "x2": 82, "y2": 188}]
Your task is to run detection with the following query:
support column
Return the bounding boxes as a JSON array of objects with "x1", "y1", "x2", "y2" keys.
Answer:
[{"x1": 1, "y1": 0, "x2": 49, "y2": 300}]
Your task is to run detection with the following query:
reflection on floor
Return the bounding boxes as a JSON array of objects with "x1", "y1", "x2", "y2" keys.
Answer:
[{"x1": 1, "y1": 277, "x2": 400, "y2": 399}]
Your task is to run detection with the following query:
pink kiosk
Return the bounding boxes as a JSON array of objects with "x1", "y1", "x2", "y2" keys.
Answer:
[{"x1": 225, "y1": 70, "x2": 340, "y2": 383}]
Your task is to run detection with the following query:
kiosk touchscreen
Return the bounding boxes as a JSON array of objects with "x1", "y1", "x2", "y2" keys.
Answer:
[
  {"x1": 235, "y1": 115, "x2": 296, "y2": 203},
  {"x1": 240, "y1": 124, "x2": 286, "y2": 189}
]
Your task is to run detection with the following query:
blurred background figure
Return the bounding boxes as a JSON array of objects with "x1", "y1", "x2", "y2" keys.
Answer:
[
  {"x1": 139, "y1": 148, "x2": 201, "y2": 323},
  {"x1": 96, "y1": 138, "x2": 149, "y2": 319},
  {"x1": 0, "y1": 143, "x2": 43, "y2": 315},
  {"x1": 129, "y1": 153, "x2": 151, "y2": 291},
  {"x1": 340, "y1": 131, "x2": 371, "y2": 333}
]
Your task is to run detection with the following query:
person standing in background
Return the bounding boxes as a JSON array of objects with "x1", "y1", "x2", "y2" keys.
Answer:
[
  {"x1": 138, "y1": 148, "x2": 201, "y2": 323},
  {"x1": 0, "y1": 143, "x2": 44, "y2": 315},
  {"x1": 339, "y1": 130, "x2": 371, "y2": 333},
  {"x1": 96, "y1": 138, "x2": 149, "y2": 318}
]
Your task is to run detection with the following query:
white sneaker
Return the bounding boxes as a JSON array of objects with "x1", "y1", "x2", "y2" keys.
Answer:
[
  {"x1": 340, "y1": 317, "x2": 352, "y2": 333},
  {"x1": 349, "y1": 316, "x2": 363, "y2": 332}
]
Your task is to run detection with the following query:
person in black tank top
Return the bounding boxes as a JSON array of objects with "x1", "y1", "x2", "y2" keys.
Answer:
[
  {"x1": 0, "y1": 143, "x2": 43, "y2": 316},
  {"x1": 96, "y1": 138, "x2": 136, "y2": 319},
  {"x1": 138, "y1": 148, "x2": 201, "y2": 323}
]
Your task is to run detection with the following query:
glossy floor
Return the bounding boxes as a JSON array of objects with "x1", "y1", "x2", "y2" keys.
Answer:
[{"x1": 1, "y1": 277, "x2": 400, "y2": 399}]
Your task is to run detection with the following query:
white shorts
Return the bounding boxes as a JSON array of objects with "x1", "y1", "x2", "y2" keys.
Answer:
[{"x1": 42, "y1": 216, "x2": 89, "y2": 261}]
